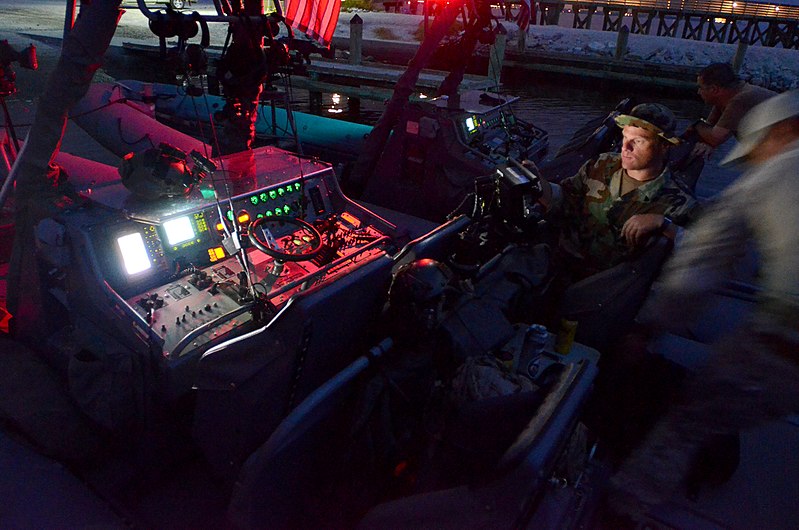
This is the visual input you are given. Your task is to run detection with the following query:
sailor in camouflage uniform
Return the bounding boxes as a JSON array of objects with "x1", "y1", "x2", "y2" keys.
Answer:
[{"x1": 549, "y1": 103, "x2": 699, "y2": 278}]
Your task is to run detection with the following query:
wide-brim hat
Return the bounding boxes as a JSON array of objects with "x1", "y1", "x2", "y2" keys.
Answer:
[
  {"x1": 721, "y1": 89, "x2": 799, "y2": 166},
  {"x1": 615, "y1": 103, "x2": 681, "y2": 145}
]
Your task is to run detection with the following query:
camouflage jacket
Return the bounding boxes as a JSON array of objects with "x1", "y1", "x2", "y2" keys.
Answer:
[{"x1": 554, "y1": 153, "x2": 699, "y2": 274}]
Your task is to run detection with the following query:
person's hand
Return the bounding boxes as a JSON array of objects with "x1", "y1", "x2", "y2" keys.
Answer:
[
  {"x1": 691, "y1": 141, "x2": 714, "y2": 159},
  {"x1": 621, "y1": 213, "x2": 664, "y2": 247}
]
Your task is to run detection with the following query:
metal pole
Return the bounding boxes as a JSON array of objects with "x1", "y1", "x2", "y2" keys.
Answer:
[
  {"x1": 64, "y1": 0, "x2": 77, "y2": 40},
  {"x1": 0, "y1": 97, "x2": 20, "y2": 153},
  {"x1": 0, "y1": 96, "x2": 20, "y2": 211}
]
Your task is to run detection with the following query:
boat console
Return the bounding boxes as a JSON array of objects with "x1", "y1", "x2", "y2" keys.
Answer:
[
  {"x1": 361, "y1": 90, "x2": 548, "y2": 221},
  {"x1": 48, "y1": 146, "x2": 398, "y2": 378}
]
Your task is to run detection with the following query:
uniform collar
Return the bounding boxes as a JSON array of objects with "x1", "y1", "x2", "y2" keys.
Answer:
[{"x1": 611, "y1": 164, "x2": 670, "y2": 200}]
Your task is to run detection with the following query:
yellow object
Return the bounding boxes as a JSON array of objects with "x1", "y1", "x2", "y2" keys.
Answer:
[{"x1": 554, "y1": 318, "x2": 578, "y2": 355}]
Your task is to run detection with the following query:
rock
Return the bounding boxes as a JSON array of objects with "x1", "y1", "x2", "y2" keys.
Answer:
[{"x1": 588, "y1": 41, "x2": 604, "y2": 53}]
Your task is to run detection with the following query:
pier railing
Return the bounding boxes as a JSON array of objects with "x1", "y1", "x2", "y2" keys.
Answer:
[{"x1": 505, "y1": 0, "x2": 799, "y2": 48}]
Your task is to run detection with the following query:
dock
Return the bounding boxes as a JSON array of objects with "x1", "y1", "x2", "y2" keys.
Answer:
[{"x1": 296, "y1": 58, "x2": 497, "y2": 101}]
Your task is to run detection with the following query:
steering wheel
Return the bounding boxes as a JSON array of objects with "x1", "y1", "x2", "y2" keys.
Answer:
[{"x1": 248, "y1": 216, "x2": 323, "y2": 262}]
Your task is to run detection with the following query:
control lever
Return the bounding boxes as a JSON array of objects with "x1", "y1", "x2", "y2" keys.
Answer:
[{"x1": 260, "y1": 260, "x2": 285, "y2": 293}]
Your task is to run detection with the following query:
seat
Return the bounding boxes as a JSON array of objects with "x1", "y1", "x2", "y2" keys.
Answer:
[
  {"x1": 557, "y1": 236, "x2": 674, "y2": 351},
  {"x1": 228, "y1": 338, "x2": 599, "y2": 529}
]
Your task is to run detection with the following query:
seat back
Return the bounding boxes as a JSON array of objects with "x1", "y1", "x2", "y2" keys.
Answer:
[
  {"x1": 229, "y1": 341, "x2": 392, "y2": 529},
  {"x1": 192, "y1": 254, "x2": 395, "y2": 480}
]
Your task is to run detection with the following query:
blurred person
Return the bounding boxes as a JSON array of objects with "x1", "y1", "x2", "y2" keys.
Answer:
[
  {"x1": 690, "y1": 62, "x2": 776, "y2": 159},
  {"x1": 610, "y1": 90, "x2": 799, "y2": 514}
]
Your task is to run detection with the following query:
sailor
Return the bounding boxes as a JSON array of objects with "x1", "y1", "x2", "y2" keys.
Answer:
[
  {"x1": 610, "y1": 90, "x2": 799, "y2": 515},
  {"x1": 690, "y1": 62, "x2": 776, "y2": 159},
  {"x1": 543, "y1": 103, "x2": 699, "y2": 280}
]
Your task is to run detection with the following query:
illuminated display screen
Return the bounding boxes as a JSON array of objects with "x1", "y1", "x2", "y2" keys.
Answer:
[
  {"x1": 465, "y1": 116, "x2": 477, "y2": 133},
  {"x1": 163, "y1": 216, "x2": 196, "y2": 246},
  {"x1": 117, "y1": 232, "x2": 152, "y2": 275}
]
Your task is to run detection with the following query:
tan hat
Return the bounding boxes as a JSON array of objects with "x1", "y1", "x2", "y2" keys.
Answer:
[
  {"x1": 721, "y1": 90, "x2": 799, "y2": 166},
  {"x1": 615, "y1": 103, "x2": 681, "y2": 145}
]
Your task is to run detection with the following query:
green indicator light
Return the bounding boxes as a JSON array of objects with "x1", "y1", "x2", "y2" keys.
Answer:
[
  {"x1": 274, "y1": 208, "x2": 282, "y2": 216},
  {"x1": 226, "y1": 210, "x2": 234, "y2": 221},
  {"x1": 260, "y1": 192, "x2": 268, "y2": 202},
  {"x1": 283, "y1": 205, "x2": 290, "y2": 214},
  {"x1": 256, "y1": 213, "x2": 264, "y2": 219},
  {"x1": 294, "y1": 182, "x2": 301, "y2": 191},
  {"x1": 269, "y1": 190, "x2": 277, "y2": 200},
  {"x1": 250, "y1": 196, "x2": 259, "y2": 205},
  {"x1": 265, "y1": 211, "x2": 273, "y2": 217},
  {"x1": 278, "y1": 187, "x2": 285, "y2": 196}
]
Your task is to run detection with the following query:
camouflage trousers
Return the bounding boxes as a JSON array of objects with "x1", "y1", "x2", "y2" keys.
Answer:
[{"x1": 612, "y1": 323, "x2": 799, "y2": 509}]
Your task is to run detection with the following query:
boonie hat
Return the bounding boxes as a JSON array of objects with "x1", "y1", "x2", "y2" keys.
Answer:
[
  {"x1": 720, "y1": 89, "x2": 799, "y2": 166},
  {"x1": 615, "y1": 103, "x2": 681, "y2": 145}
]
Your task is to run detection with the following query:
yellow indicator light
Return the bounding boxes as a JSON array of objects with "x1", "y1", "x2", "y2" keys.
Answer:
[
  {"x1": 237, "y1": 213, "x2": 251, "y2": 224},
  {"x1": 215, "y1": 222, "x2": 225, "y2": 232},
  {"x1": 208, "y1": 247, "x2": 226, "y2": 262},
  {"x1": 340, "y1": 212, "x2": 361, "y2": 228}
]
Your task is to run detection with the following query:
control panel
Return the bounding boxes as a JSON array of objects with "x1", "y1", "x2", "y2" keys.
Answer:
[
  {"x1": 427, "y1": 92, "x2": 548, "y2": 165},
  {"x1": 78, "y1": 146, "x2": 396, "y2": 360},
  {"x1": 362, "y1": 90, "x2": 549, "y2": 222}
]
